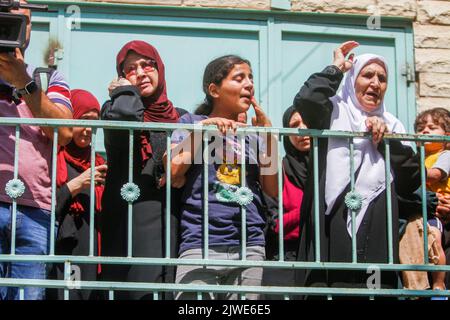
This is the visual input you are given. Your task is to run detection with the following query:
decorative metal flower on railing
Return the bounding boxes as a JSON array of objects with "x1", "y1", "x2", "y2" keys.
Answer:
[
  {"x1": 5, "y1": 179, "x2": 25, "y2": 199},
  {"x1": 344, "y1": 191, "x2": 363, "y2": 212},
  {"x1": 214, "y1": 182, "x2": 254, "y2": 207},
  {"x1": 234, "y1": 186, "x2": 254, "y2": 207},
  {"x1": 120, "y1": 182, "x2": 140, "y2": 203}
]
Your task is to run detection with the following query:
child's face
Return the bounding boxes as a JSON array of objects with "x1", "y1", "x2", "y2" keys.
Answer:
[
  {"x1": 416, "y1": 115, "x2": 446, "y2": 153},
  {"x1": 288, "y1": 111, "x2": 310, "y2": 152},
  {"x1": 212, "y1": 63, "x2": 254, "y2": 115}
]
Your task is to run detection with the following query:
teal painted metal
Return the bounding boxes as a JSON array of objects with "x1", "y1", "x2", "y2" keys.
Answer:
[
  {"x1": 50, "y1": 128, "x2": 58, "y2": 256},
  {"x1": 165, "y1": 134, "x2": 172, "y2": 259},
  {"x1": 312, "y1": 137, "x2": 320, "y2": 263},
  {"x1": 349, "y1": 139, "x2": 357, "y2": 263},
  {"x1": 203, "y1": 132, "x2": 209, "y2": 260},
  {"x1": 277, "y1": 134, "x2": 284, "y2": 262},
  {"x1": 64, "y1": 261, "x2": 70, "y2": 300},
  {"x1": 420, "y1": 144, "x2": 429, "y2": 265},
  {"x1": 89, "y1": 128, "x2": 97, "y2": 257},
  {"x1": 127, "y1": 130, "x2": 134, "y2": 258},
  {"x1": 3, "y1": 253, "x2": 450, "y2": 272},
  {"x1": 240, "y1": 134, "x2": 247, "y2": 260},
  {"x1": 1, "y1": 277, "x2": 449, "y2": 298},
  {"x1": 385, "y1": 141, "x2": 394, "y2": 264},
  {"x1": 0, "y1": 118, "x2": 448, "y2": 144},
  {"x1": 10, "y1": 126, "x2": 21, "y2": 256}
]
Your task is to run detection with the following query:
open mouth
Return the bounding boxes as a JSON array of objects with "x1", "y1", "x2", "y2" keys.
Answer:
[
  {"x1": 365, "y1": 92, "x2": 379, "y2": 100},
  {"x1": 240, "y1": 94, "x2": 252, "y2": 103}
]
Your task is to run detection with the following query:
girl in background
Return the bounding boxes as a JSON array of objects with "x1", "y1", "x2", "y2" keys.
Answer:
[{"x1": 54, "y1": 89, "x2": 107, "y2": 300}]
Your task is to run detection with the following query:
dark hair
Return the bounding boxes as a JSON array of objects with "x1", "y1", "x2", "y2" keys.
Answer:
[
  {"x1": 414, "y1": 107, "x2": 450, "y2": 133},
  {"x1": 194, "y1": 55, "x2": 251, "y2": 116}
]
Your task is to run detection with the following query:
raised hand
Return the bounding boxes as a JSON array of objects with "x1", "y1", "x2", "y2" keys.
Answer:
[
  {"x1": 332, "y1": 41, "x2": 359, "y2": 73},
  {"x1": 250, "y1": 97, "x2": 272, "y2": 127},
  {"x1": 108, "y1": 77, "x2": 132, "y2": 97}
]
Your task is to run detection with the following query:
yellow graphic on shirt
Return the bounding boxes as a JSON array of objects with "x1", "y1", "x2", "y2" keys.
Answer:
[
  {"x1": 216, "y1": 139, "x2": 245, "y2": 185},
  {"x1": 216, "y1": 163, "x2": 241, "y2": 185},
  {"x1": 425, "y1": 151, "x2": 450, "y2": 194}
]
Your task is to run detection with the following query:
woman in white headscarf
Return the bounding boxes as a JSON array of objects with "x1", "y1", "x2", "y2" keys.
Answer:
[{"x1": 293, "y1": 41, "x2": 421, "y2": 294}]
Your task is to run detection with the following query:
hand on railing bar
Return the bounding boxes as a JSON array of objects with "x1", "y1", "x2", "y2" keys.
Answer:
[
  {"x1": 365, "y1": 116, "x2": 388, "y2": 145},
  {"x1": 200, "y1": 117, "x2": 246, "y2": 135}
]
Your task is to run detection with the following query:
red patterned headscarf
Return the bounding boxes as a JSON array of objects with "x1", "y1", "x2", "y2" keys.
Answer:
[
  {"x1": 116, "y1": 40, "x2": 179, "y2": 164},
  {"x1": 56, "y1": 89, "x2": 106, "y2": 214}
]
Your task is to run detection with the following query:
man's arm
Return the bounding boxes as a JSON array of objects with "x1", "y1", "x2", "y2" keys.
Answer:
[{"x1": 0, "y1": 49, "x2": 73, "y2": 146}]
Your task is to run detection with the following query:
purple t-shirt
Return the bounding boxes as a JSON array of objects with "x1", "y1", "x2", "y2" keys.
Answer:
[{"x1": 171, "y1": 113, "x2": 266, "y2": 254}]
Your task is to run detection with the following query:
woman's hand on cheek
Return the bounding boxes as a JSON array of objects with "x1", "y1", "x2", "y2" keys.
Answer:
[
  {"x1": 108, "y1": 77, "x2": 132, "y2": 97},
  {"x1": 365, "y1": 116, "x2": 388, "y2": 145},
  {"x1": 250, "y1": 97, "x2": 272, "y2": 127}
]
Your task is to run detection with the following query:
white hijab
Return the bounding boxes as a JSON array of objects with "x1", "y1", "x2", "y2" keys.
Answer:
[{"x1": 325, "y1": 54, "x2": 407, "y2": 237}]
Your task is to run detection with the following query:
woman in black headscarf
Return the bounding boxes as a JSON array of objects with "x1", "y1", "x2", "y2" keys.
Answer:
[{"x1": 263, "y1": 106, "x2": 310, "y2": 299}]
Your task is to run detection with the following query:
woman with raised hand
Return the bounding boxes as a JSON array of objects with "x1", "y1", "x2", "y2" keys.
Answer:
[
  {"x1": 101, "y1": 41, "x2": 187, "y2": 300},
  {"x1": 293, "y1": 41, "x2": 421, "y2": 295}
]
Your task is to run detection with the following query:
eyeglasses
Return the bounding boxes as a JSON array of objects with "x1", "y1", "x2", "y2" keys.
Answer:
[{"x1": 123, "y1": 59, "x2": 157, "y2": 77}]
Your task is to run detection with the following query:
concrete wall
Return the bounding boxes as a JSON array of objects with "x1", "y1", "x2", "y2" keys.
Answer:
[{"x1": 83, "y1": 0, "x2": 450, "y2": 112}]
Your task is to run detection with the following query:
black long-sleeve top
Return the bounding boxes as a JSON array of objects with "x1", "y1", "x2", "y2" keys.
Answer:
[{"x1": 292, "y1": 65, "x2": 421, "y2": 289}]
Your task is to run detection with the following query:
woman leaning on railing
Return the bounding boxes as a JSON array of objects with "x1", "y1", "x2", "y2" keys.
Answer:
[{"x1": 292, "y1": 41, "x2": 422, "y2": 296}]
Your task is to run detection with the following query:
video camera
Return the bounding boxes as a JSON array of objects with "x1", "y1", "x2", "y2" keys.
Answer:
[{"x1": 0, "y1": 0, "x2": 47, "y2": 52}]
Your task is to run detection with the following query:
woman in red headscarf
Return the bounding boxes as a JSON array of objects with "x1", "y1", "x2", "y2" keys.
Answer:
[
  {"x1": 52, "y1": 89, "x2": 108, "y2": 300},
  {"x1": 101, "y1": 40, "x2": 187, "y2": 300}
]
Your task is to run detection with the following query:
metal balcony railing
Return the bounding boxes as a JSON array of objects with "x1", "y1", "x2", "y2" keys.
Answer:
[{"x1": 0, "y1": 117, "x2": 449, "y2": 300}]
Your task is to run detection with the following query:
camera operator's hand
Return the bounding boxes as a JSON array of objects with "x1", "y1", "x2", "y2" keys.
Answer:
[{"x1": 0, "y1": 49, "x2": 31, "y2": 89}]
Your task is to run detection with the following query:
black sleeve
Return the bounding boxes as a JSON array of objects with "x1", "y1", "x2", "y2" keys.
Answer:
[
  {"x1": 101, "y1": 85, "x2": 145, "y2": 122},
  {"x1": 293, "y1": 65, "x2": 343, "y2": 130},
  {"x1": 56, "y1": 184, "x2": 72, "y2": 221},
  {"x1": 378, "y1": 140, "x2": 421, "y2": 197},
  {"x1": 377, "y1": 139, "x2": 432, "y2": 220},
  {"x1": 397, "y1": 189, "x2": 439, "y2": 220},
  {"x1": 101, "y1": 85, "x2": 144, "y2": 153}
]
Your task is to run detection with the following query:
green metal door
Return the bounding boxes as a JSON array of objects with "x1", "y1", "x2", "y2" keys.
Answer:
[{"x1": 27, "y1": 2, "x2": 415, "y2": 154}]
